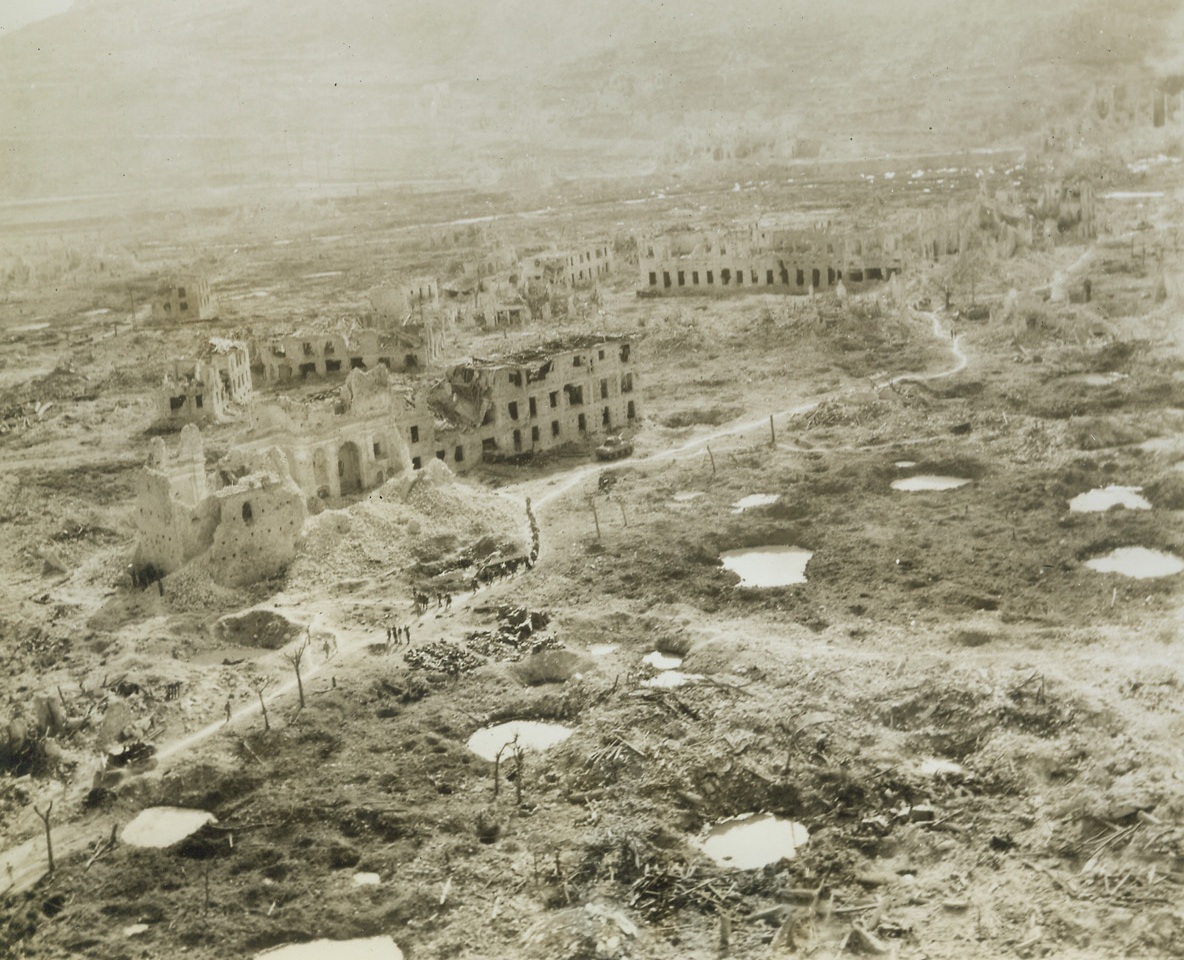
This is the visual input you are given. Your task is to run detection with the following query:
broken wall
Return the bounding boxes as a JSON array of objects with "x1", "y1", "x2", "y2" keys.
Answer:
[{"x1": 207, "y1": 455, "x2": 307, "y2": 587}]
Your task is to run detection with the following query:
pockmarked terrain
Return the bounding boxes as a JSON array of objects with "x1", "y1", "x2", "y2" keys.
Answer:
[{"x1": 0, "y1": 132, "x2": 1182, "y2": 959}]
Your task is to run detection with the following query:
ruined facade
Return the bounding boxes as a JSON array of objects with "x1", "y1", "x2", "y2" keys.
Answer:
[
  {"x1": 406, "y1": 335, "x2": 638, "y2": 471},
  {"x1": 255, "y1": 319, "x2": 442, "y2": 383},
  {"x1": 134, "y1": 425, "x2": 306, "y2": 586},
  {"x1": 184, "y1": 338, "x2": 638, "y2": 511},
  {"x1": 152, "y1": 278, "x2": 216, "y2": 322},
  {"x1": 239, "y1": 367, "x2": 414, "y2": 500},
  {"x1": 156, "y1": 338, "x2": 252, "y2": 426},
  {"x1": 519, "y1": 243, "x2": 613, "y2": 289},
  {"x1": 638, "y1": 227, "x2": 905, "y2": 297},
  {"x1": 1090, "y1": 82, "x2": 1183, "y2": 129},
  {"x1": 368, "y1": 277, "x2": 440, "y2": 321},
  {"x1": 1036, "y1": 180, "x2": 1095, "y2": 242}
]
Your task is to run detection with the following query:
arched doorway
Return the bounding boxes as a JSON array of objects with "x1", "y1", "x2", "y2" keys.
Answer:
[
  {"x1": 313, "y1": 447, "x2": 331, "y2": 498},
  {"x1": 338, "y1": 441, "x2": 363, "y2": 495}
]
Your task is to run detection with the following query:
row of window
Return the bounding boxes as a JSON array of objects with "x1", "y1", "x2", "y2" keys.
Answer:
[
  {"x1": 407, "y1": 401, "x2": 637, "y2": 469},
  {"x1": 278, "y1": 355, "x2": 418, "y2": 379},
  {"x1": 650, "y1": 266, "x2": 825, "y2": 288},
  {"x1": 496, "y1": 374, "x2": 634, "y2": 423},
  {"x1": 649, "y1": 264, "x2": 898, "y2": 289}
]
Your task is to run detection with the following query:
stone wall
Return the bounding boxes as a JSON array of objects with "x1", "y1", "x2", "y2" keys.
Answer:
[
  {"x1": 405, "y1": 336, "x2": 638, "y2": 471},
  {"x1": 133, "y1": 425, "x2": 308, "y2": 586}
]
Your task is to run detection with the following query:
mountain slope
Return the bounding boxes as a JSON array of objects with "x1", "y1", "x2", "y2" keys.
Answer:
[{"x1": 0, "y1": 0, "x2": 1177, "y2": 201}]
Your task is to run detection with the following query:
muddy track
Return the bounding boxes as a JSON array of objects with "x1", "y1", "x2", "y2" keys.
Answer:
[
  {"x1": 0, "y1": 306, "x2": 971, "y2": 897},
  {"x1": 527, "y1": 309, "x2": 968, "y2": 512}
]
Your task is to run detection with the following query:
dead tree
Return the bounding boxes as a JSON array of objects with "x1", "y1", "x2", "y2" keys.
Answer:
[
  {"x1": 512, "y1": 742, "x2": 526, "y2": 805},
  {"x1": 33, "y1": 800, "x2": 54, "y2": 875},
  {"x1": 493, "y1": 733, "x2": 520, "y2": 800},
  {"x1": 285, "y1": 640, "x2": 310, "y2": 710},
  {"x1": 252, "y1": 677, "x2": 274, "y2": 732}
]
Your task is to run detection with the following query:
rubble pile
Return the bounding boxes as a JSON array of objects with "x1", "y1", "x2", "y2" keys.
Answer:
[
  {"x1": 403, "y1": 606, "x2": 560, "y2": 676},
  {"x1": 403, "y1": 640, "x2": 484, "y2": 676},
  {"x1": 289, "y1": 462, "x2": 526, "y2": 591},
  {"x1": 464, "y1": 605, "x2": 560, "y2": 660}
]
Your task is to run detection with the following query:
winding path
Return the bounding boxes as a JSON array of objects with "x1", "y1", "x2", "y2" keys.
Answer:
[
  {"x1": 0, "y1": 307, "x2": 969, "y2": 897},
  {"x1": 528, "y1": 310, "x2": 966, "y2": 512}
]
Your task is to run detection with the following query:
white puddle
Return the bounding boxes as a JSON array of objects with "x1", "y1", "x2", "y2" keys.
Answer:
[
  {"x1": 1069, "y1": 486, "x2": 1151, "y2": 513},
  {"x1": 83, "y1": 308, "x2": 111, "y2": 317},
  {"x1": 642, "y1": 651, "x2": 683, "y2": 670},
  {"x1": 588, "y1": 643, "x2": 618, "y2": 656},
  {"x1": 696, "y1": 813, "x2": 810, "y2": 870},
  {"x1": 891, "y1": 475, "x2": 971, "y2": 492},
  {"x1": 1074, "y1": 371, "x2": 1127, "y2": 387},
  {"x1": 256, "y1": 936, "x2": 403, "y2": 960},
  {"x1": 721, "y1": 546, "x2": 813, "y2": 587},
  {"x1": 732, "y1": 493, "x2": 779, "y2": 512},
  {"x1": 466, "y1": 720, "x2": 574, "y2": 761},
  {"x1": 304, "y1": 271, "x2": 343, "y2": 279},
  {"x1": 1084, "y1": 547, "x2": 1184, "y2": 579},
  {"x1": 121, "y1": 807, "x2": 216, "y2": 848},
  {"x1": 894, "y1": 461, "x2": 917, "y2": 468},
  {"x1": 352, "y1": 872, "x2": 381, "y2": 886},
  {"x1": 1103, "y1": 191, "x2": 1165, "y2": 200},
  {"x1": 123, "y1": 923, "x2": 149, "y2": 937},
  {"x1": 641, "y1": 670, "x2": 704, "y2": 689},
  {"x1": 672, "y1": 491, "x2": 705, "y2": 502},
  {"x1": 12, "y1": 322, "x2": 50, "y2": 332}
]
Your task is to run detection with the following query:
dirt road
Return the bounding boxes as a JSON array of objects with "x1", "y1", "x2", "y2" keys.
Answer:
[{"x1": 0, "y1": 305, "x2": 970, "y2": 896}]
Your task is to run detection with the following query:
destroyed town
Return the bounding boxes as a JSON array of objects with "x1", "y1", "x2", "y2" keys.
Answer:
[{"x1": 0, "y1": 1, "x2": 1183, "y2": 958}]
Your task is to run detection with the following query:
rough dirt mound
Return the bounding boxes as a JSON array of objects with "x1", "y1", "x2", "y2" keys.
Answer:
[{"x1": 287, "y1": 464, "x2": 527, "y2": 591}]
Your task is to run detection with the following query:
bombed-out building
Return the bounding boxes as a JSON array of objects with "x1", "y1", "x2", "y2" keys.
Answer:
[
  {"x1": 152, "y1": 278, "x2": 216, "y2": 322},
  {"x1": 368, "y1": 277, "x2": 440, "y2": 320},
  {"x1": 255, "y1": 318, "x2": 442, "y2": 382},
  {"x1": 519, "y1": 243, "x2": 613, "y2": 290},
  {"x1": 638, "y1": 226, "x2": 905, "y2": 296},
  {"x1": 133, "y1": 424, "x2": 306, "y2": 586},
  {"x1": 403, "y1": 334, "x2": 638, "y2": 471},
  {"x1": 155, "y1": 338, "x2": 252, "y2": 426},
  {"x1": 239, "y1": 367, "x2": 414, "y2": 500},
  {"x1": 1036, "y1": 180, "x2": 1096, "y2": 242}
]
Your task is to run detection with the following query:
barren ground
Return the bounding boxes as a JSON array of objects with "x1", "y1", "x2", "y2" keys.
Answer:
[{"x1": 0, "y1": 166, "x2": 1182, "y2": 959}]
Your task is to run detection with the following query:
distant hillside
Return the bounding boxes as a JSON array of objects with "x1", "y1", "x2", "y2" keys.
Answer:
[{"x1": 0, "y1": 0, "x2": 1179, "y2": 201}]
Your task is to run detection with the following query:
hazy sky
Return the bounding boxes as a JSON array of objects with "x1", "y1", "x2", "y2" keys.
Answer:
[{"x1": 0, "y1": 0, "x2": 73, "y2": 34}]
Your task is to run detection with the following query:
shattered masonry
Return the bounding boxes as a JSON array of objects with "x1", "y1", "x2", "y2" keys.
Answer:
[
  {"x1": 639, "y1": 187, "x2": 1094, "y2": 296},
  {"x1": 151, "y1": 277, "x2": 216, "y2": 322},
  {"x1": 133, "y1": 425, "x2": 306, "y2": 586},
  {"x1": 255, "y1": 314, "x2": 444, "y2": 382},
  {"x1": 237, "y1": 365, "x2": 414, "y2": 500},
  {"x1": 156, "y1": 338, "x2": 252, "y2": 426},
  {"x1": 411, "y1": 334, "x2": 637, "y2": 471},
  {"x1": 136, "y1": 335, "x2": 638, "y2": 579},
  {"x1": 638, "y1": 223, "x2": 907, "y2": 296}
]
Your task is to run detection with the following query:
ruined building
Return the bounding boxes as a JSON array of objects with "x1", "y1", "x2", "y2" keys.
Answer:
[
  {"x1": 158, "y1": 335, "x2": 638, "y2": 525},
  {"x1": 638, "y1": 226, "x2": 905, "y2": 297},
  {"x1": 238, "y1": 366, "x2": 414, "y2": 500},
  {"x1": 519, "y1": 243, "x2": 613, "y2": 290},
  {"x1": 152, "y1": 278, "x2": 216, "y2": 322},
  {"x1": 1089, "y1": 81, "x2": 1183, "y2": 129},
  {"x1": 133, "y1": 425, "x2": 306, "y2": 586},
  {"x1": 368, "y1": 277, "x2": 440, "y2": 320},
  {"x1": 155, "y1": 338, "x2": 252, "y2": 426},
  {"x1": 1036, "y1": 180, "x2": 1095, "y2": 243},
  {"x1": 254, "y1": 318, "x2": 443, "y2": 383},
  {"x1": 409, "y1": 334, "x2": 638, "y2": 471}
]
